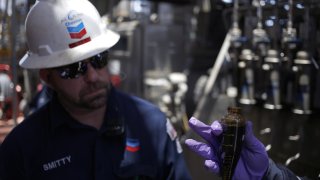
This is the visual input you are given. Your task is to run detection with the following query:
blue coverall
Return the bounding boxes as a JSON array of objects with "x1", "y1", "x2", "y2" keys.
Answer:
[{"x1": 0, "y1": 87, "x2": 192, "y2": 180}]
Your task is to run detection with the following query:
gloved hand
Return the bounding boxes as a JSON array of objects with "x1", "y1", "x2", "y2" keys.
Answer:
[{"x1": 185, "y1": 117, "x2": 269, "y2": 180}]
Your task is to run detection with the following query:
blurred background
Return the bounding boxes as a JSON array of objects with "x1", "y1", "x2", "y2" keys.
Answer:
[{"x1": 1, "y1": 0, "x2": 320, "y2": 179}]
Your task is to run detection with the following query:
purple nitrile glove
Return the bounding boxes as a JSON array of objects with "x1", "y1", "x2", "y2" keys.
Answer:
[{"x1": 185, "y1": 117, "x2": 269, "y2": 180}]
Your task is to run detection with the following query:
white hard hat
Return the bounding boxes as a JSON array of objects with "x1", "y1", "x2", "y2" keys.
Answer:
[{"x1": 19, "y1": 0, "x2": 120, "y2": 69}]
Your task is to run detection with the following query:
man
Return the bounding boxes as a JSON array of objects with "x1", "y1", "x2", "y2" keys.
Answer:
[
  {"x1": 0, "y1": 0, "x2": 191, "y2": 179},
  {"x1": 185, "y1": 117, "x2": 312, "y2": 180}
]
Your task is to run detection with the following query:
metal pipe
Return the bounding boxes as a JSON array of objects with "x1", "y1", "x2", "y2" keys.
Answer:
[
  {"x1": 287, "y1": 0, "x2": 293, "y2": 31},
  {"x1": 0, "y1": 0, "x2": 10, "y2": 47},
  {"x1": 232, "y1": 0, "x2": 239, "y2": 29},
  {"x1": 193, "y1": 32, "x2": 232, "y2": 118},
  {"x1": 10, "y1": 0, "x2": 19, "y2": 125}
]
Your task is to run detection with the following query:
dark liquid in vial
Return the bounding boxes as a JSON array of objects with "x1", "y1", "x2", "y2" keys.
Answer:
[{"x1": 220, "y1": 107, "x2": 246, "y2": 180}]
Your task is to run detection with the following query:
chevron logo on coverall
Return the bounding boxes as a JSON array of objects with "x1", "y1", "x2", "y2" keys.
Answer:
[
  {"x1": 67, "y1": 22, "x2": 87, "y2": 39},
  {"x1": 126, "y1": 138, "x2": 140, "y2": 152}
]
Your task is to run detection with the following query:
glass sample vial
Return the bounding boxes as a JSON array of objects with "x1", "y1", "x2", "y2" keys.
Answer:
[{"x1": 220, "y1": 107, "x2": 246, "y2": 180}]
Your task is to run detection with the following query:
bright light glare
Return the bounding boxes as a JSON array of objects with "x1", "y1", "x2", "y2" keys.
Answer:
[
  {"x1": 16, "y1": 85, "x2": 22, "y2": 92},
  {"x1": 296, "y1": 3, "x2": 304, "y2": 9},
  {"x1": 222, "y1": 0, "x2": 232, "y2": 4},
  {"x1": 269, "y1": 0, "x2": 276, "y2": 5},
  {"x1": 265, "y1": 19, "x2": 274, "y2": 27}
]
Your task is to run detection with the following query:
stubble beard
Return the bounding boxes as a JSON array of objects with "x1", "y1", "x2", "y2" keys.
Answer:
[{"x1": 78, "y1": 82, "x2": 111, "y2": 109}]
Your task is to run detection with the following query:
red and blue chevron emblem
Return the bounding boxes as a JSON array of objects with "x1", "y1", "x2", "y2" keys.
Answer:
[
  {"x1": 67, "y1": 22, "x2": 87, "y2": 39},
  {"x1": 125, "y1": 139, "x2": 140, "y2": 152}
]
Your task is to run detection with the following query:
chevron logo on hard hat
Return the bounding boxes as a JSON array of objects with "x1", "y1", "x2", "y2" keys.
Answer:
[
  {"x1": 62, "y1": 11, "x2": 91, "y2": 48},
  {"x1": 67, "y1": 22, "x2": 87, "y2": 39}
]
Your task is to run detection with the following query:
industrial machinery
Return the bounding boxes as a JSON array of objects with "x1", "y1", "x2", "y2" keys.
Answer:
[
  {"x1": 0, "y1": 64, "x2": 22, "y2": 121},
  {"x1": 107, "y1": 0, "x2": 193, "y2": 136},
  {"x1": 190, "y1": 0, "x2": 320, "y2": 179}
]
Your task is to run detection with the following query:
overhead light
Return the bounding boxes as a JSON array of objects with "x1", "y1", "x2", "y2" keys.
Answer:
[
  {"x1": 296, "y1": 3, "x2": 304, "y2": 9},
  {"x1": 222, "y1": 0, "x2": 233, "y2": 4},
  {"x1": 265, "y1": 19, "x2": 274, "y2": 27}
]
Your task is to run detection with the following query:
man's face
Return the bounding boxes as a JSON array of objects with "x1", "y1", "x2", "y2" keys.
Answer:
[{"x1": 43, "y1": 52, "x2": 111, "y2": 111}]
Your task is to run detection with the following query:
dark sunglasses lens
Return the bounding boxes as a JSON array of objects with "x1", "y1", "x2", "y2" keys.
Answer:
[
  {"x1": 56, "y1": 51, "x2": 108, "y2": 79},
  {"x1": 57, "y1": 62, "x2": 86, "y2": 79},
  {"x1": 90, "y1": 51, "x2": 108, "y2": 69}
]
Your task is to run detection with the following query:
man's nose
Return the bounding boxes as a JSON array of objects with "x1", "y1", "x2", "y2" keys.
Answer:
[{"x1": 83, "y1": 63, "x2": 99, "y2": 82}]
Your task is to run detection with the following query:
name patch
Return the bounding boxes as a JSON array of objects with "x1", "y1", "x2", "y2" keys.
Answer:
[{"x1": 43, "y1": 155, "x2": 71, "y2": 171}]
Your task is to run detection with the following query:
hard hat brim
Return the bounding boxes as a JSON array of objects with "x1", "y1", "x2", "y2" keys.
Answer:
[{"x1": 19, "y1": 29, "x2": 120, "y2": 69}]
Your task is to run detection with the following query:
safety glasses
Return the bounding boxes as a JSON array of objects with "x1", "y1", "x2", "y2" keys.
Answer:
[{"x1": 55, "y1": 51, "x2": 109, "y2": 79}]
